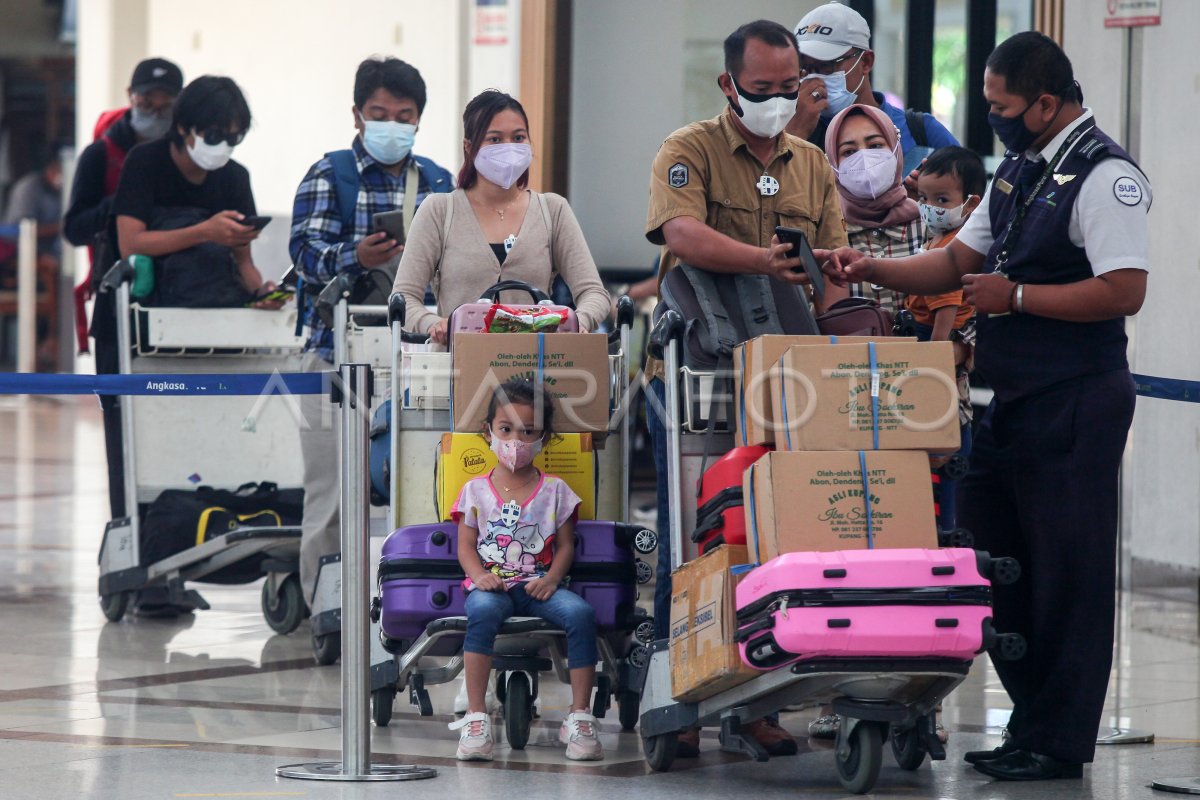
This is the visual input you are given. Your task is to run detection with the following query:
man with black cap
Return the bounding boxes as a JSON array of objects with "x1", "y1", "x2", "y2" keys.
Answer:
[
  {"x1": 787, "y1": 2, "x2": 957, "y2": 161},
  {"x1": 63, "y1": 57, "x2": 183, "y2": 579}
]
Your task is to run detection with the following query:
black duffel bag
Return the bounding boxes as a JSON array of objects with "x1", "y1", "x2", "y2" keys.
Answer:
[
  {"x1": 144, "y1": 206, "x2": 256, "y2": 308},
  {"x1": 139, "y1": 482, "x2": 303, "y2": 584}
]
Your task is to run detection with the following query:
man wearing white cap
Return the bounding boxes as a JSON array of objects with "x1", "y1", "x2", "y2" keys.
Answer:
[{"x1": 788, "y1": 2, "x2": 958, "y2": 159}]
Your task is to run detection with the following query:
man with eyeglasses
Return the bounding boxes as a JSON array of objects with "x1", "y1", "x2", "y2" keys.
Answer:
[
  {"x1": 787, "y1": 3, "x2": 958, "y2": 159},
  {"x1": 65, "y1": 57, "x2": 183, "y2": 534}
]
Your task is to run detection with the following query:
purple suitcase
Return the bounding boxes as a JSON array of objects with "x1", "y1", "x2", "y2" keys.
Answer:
[{"x1": 377, "y1": 520, "x2": 637, "y2": 649}]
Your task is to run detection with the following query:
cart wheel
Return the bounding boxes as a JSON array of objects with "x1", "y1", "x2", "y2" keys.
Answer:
[
  {"x1": 261, "y1": 575, "x2": 305, "y2": 634},
  {"x1": 627, "y1": 645, "x2": 649, "y2": 669},
  {"x1": 504, "y1": 672, "x2": 532, "y2": 750},
  {"x1": 643, "y1": 731, "x2": 678, "y2": 772},
  {"x1": 312, "y1": 630, "x2": 341, "y2": 665},
  {"x1": 635, "y1": 560, "x2": 653, "y2": 584},
  {"x1": 99, "y1": 591, "x2": 131, "y2": 622},
  {"x1": 633, "y1": 528, "x2": 658, "y2": 554},
  {"x1": 836, "y1": 721, "x2": 884, "y2": 794},
  {"x1": 634, "y1": 618, "x2": 656, "y2": 645},
  {"x1": 618, "y1": 689, "x2": 640, "y2": 732},
  {"x1": 890, "y1": 723, "x2": 926, "y2": 770},
  {"x1": 410, "y1": 684, "x2": 433, "y2": 717},
  {"x1": 372, "y1": 687, "x2": 395, "y2": 727}
]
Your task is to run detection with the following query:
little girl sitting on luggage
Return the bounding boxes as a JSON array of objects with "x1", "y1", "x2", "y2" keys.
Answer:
[{"x1": 448, "y1": 377, "x2": 603, "y2": 762}]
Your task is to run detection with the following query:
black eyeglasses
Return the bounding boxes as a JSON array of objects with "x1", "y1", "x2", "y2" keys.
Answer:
[
  {"x1": 196, "y1": 128, "x2": 246, "y2": 147},
  {"x1": 800, "y1": 50, "x2": 862, "y2": 77}
]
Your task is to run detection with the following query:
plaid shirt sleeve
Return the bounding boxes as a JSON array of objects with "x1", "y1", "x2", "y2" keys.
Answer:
[{"x1": 288, "y1": 158, "x2": 362, "y2": 285}]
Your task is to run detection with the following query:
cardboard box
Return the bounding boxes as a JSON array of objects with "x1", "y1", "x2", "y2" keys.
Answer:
[
  {"x1": 771, "y1": 341, "x2": 960, "y2": 452},
  {"x1": 669, "y1": 544, "x2": 759, "y2": 702},
  {"x1": 734, "y1": 335, "x2": 910, "y2": 447},
  {"x1": 743, "y1": 450, "x2": 937, "y2": 563},
  {"x1": 437, "y1": 432, "x2": 596, "y2": 520},
  {"x1": 452, "y1": 333, "x2": 611, "y2": 434}
]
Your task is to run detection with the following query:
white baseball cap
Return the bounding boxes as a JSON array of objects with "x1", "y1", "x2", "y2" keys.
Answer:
[{"x1": 794, "y1": 2, "x2": 872, "y2": 62}]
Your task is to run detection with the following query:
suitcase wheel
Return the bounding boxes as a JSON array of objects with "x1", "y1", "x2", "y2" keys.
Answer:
[
  {"x1": 626, "y1": 645, "x2": 649, "y2": 669},
  {"x1": 372, "y1": 687, "x2": 395, "y2": 727},
  {"x1": 635, "y1": 560, "x2": 653, "y2": 584},
  {"x1": 634, "y1": 618, "x2": 656, "y2": 645},
  {"x1": 632, "y1": 528, "x2": 658, "y2": 554}
]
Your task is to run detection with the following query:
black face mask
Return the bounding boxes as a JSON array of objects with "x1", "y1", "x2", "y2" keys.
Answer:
[{"x1": 987, "y1": 82, "x2": 1078, "y2": 154}]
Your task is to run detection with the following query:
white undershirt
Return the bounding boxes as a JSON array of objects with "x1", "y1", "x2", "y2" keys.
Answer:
[{"x1": 955, "y1": 109, "x2": 1152, "y2": 277}]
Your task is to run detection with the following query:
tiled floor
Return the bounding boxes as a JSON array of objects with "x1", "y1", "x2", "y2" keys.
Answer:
[{"x1": 1, "y1": 395, "x2": 1198, "y2": 799}]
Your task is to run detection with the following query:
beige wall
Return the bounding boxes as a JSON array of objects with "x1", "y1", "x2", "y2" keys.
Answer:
[{"x1": 1063, "y1": 1, "x2": 1200, "y2": 575}]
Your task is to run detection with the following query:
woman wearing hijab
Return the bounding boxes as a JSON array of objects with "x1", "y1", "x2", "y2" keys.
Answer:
[{"x1": 823, "y1": 103, "x2": 922, "y2": 318}]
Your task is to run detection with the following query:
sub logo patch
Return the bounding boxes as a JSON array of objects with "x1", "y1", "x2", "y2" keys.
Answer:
[{"x1": 1113, "y1": 176, "x2": 1143, "y2": 206}]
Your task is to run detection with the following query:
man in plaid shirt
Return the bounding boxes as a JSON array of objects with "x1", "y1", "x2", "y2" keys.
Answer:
[{"x1": 289, "y1": 56, "x2": 453, "y2": 607}]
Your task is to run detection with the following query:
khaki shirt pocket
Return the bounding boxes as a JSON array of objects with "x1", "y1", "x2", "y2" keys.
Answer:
[
  {"x1": 710, "y1": 195, "x2": 761, "y2": 247},
  {"x1": 774, "y1": 198, "x2": 819, "y2": 244}
]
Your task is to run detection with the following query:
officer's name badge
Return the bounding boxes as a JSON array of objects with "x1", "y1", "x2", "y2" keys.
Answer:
[{"x1": 996, "y1": 179, "x2": 1014, "y2": 195}]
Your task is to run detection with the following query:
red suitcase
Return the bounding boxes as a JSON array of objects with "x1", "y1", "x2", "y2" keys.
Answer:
[
  {"x1": 692, "y1": 445, "x2": 771, "y2": 554},
  {"x1": 733, "y1": 548, "x2": 1025, "y2": 671}
]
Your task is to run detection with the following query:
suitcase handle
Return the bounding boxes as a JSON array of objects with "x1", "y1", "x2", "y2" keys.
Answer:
[{"x1": 478, "y1": 279, "x2": 551, "y2": 304}]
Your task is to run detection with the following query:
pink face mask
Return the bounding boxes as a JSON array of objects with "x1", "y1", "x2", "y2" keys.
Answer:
[{"x1": 490, "y1": 435, "x2": 543, "y2": 472}]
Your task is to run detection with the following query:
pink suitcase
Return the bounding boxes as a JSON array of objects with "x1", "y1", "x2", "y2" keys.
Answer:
[
  {"x1": 734, "y1": 548, "x2": 1022, "y2": 670},
  {"x1": 448, "y1": 280, "x2": 577, "y2": 345}
]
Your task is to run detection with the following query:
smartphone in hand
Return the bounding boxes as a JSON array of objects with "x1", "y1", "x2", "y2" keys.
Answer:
[
  {"x1": 372, "y1": 210, "x2": 406, "y2": 244},
  {"x1": 240, "y1": 215, "x2": 273, "y2": 231},
  {"x1": 774, "y1": 225, "x2": 825, "y2": 304}
]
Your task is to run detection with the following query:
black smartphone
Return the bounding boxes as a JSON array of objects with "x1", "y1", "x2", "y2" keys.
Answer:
[
  {"x1": 372, "y1": 210, "x2": 406, "y2": 244},
  {"x1": 241, "y1": 215, "x2": 273, "y2": 231},
  {"x1": 279, "y1": 266, "x2": 298, "y2": 288},
  {"x1": 903, "y1": 145, "x2": 935, "y2": 179},
  {"x1": 774, "y1": 225, "x2": 825, "y2": 304}
]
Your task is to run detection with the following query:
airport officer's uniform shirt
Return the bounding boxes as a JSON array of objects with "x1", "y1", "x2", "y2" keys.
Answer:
[{"x1": 956, "y1": 109, "x2": 1151, "y2": 276}]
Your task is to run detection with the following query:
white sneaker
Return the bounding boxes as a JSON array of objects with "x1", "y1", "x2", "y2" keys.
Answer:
[
  {"x1": 449, "y1": 712, "x2": 494, "y2": 761},
  {"x1": 559, "y1": 710, "x2": 604, "y2": 761},
  {"x1": 453, "y1": 675, "x2": 497, "y2": 715}
]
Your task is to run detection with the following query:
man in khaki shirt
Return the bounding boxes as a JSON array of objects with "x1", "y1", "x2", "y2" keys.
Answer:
[{"x1": 642, "y1": 19, "x2": 848, "y2": 760}]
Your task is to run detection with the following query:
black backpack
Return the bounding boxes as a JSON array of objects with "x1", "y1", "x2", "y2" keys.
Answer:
[
  {"x1": 146, "y1": 207, "x2": 255, "y2": 308},
  {"x1": 656, "y1": 264, "x2": 819, "y2": 371}
]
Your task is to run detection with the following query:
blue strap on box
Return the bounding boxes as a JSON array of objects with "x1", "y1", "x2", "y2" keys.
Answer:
[
  {"x1": 778, "y1": 354, "x2": 793, "y2": 450},
  {"x1": 857, "y1": 449, "x2": 875, "y2": 549},
  {"x1": 730, "y1": 461, "x2": 760, "y2": 576},
  {"x1": 536, "y1": 332, "x2": 545, "y2": 388},
  {"x1": 738, "y1": 348, "x2": 747, "y2": 446},
  {"x1": 868, "y1": 340, "x2": 880, "y2": 451}
]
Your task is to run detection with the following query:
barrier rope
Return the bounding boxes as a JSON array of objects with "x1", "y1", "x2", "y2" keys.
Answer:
[
  {"x1": 0, "y1": 371, "x2": 331, "y2": 396},
  {"x1": 1132, "y1": 374, "x2": 1200, "y2": 404}
]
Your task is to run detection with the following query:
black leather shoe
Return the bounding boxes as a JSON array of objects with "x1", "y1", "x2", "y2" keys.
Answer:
[
  {"x1": 973, "y1": 749, "x2": 1083, "y2": 781},
  {"x1": 963, "y1": 740, "x2": 1017, "y2": 764}
]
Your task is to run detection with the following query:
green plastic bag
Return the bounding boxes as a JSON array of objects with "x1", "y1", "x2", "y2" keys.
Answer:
[{"x1": 129, "y1": 254, "x2": 155, "y2": 299}]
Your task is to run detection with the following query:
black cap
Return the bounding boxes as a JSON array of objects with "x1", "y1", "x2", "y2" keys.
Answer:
[{"x1": 129, "y1": 58, "x2": 184, "y2": 96}]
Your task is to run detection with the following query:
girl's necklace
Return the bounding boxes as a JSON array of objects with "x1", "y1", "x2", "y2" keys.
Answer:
[{"x1": 495, "y1": 470, "x2": 537, "y2": 494}]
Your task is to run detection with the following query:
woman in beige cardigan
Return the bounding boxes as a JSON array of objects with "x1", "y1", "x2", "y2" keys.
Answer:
[{"x1": 393, "y1": 90, "x2": 610, "y2": 344}]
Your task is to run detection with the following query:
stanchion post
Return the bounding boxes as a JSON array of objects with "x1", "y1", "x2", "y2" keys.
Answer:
[
  {"x1": 276, "y1": 363, "x2": 436, "y2": 783},
  {"x1": 16, "y1": 218, "x2": 37, "y2": 373}
]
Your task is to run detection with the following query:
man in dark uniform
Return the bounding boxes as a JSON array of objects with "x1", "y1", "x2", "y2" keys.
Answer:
[{"x1": 817, "y1": 31, "x2": 1150, "y2": 781}]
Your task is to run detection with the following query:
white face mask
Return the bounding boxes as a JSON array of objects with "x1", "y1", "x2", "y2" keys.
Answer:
[
  {"x1": 919, "y1": 198, "x2": 972, "y2": 234},
  {"x1": 834, "y1": 142, "x2": 899, "y2": 199},
  {"x1": 728, "y1": 74, "x2": 797, "y2": 140},
  {"x1": 187, "y1": 138, "x2": 235, "y2": 172},
  {"x1": 819, "y1": 51, "x2": 866, "y2": 120}
]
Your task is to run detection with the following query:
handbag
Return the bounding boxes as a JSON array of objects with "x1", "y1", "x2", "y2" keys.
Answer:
[{"x1": 815, "y1": 297, "x2": 894, "y2": 337}]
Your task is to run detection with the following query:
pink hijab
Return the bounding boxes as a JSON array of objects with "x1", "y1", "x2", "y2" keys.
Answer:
[{"x1": 824, "y1": 104, "x2": 919, "y2": 228}]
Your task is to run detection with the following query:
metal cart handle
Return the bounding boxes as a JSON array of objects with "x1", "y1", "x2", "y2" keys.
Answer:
[
  {"x1": 647, "y1": 309, "x2": 683, "y2": 360},
  {"x1": 315, "y1": 271, "x2": 356, "y2": 312},
  {"x1": 615, "y1": 294, "x2": 635, "y2": 329},
  {"x1": 100, "y1": 258, "x2": 136, "y2": 292},
  {"x1": 387, "y1": 292, "x2": 431, "y2": 343}
]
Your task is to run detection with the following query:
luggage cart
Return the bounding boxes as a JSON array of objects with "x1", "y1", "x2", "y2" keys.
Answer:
[
  {"x1": 367, "y1": 289, "x2": 659, "y2": 742},
  {"x1": 636, "y1": 310, "x2": 1024, "y2": 794},
  {"x1": 96, "y1": 260, "x2": 307, "y2": 632}
]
